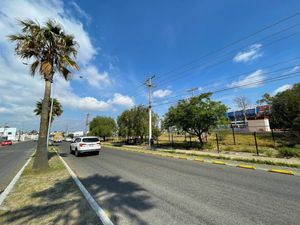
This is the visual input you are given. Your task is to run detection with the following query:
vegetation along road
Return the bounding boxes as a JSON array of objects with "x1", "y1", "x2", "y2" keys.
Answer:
[
  {"x1": 0, "y1": 141, "x2": 35, "y2": 193},
  {"x1": 59, "y1": 142, "x2": 300, "y2": 225}
]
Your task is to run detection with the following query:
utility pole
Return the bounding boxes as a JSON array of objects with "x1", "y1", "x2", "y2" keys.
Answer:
[
  {"x1": 85, "y1": 113, "x2": 90, "y2": 135},
  {"x1": 145, "y1": 75, "x2": 155, "y2": 149},
  {"x1": 187, "y1": 87, "x2": 198, "y2": 97}
]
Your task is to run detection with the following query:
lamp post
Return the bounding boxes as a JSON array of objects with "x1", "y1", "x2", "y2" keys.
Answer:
[{"x1": 46, "y1": 81, "x2": 55, "y2": 149}]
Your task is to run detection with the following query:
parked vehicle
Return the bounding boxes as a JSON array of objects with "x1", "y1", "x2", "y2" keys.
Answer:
[
  {"x1": 70, "y1": 136, "x2": 101, "y2": 157},
  {"x1": 0, "y1": 136, "x2": 12, "y2": 146}
]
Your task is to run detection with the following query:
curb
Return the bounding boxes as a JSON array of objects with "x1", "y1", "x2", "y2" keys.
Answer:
[
  {"x1": 57, "y1": 152, "x2": 114, "y2": 225},
  {"x1": 237, "y1": 164, "x2": 256, "y2": 170},
  {"x1": 212, "y1": 160, "x2": 226, "y2": 165},
  {"x1": 268, "y1": 169, "x2": 294, "y2": 175},
  {"x1": 0, "y1": 156, "x2": 32, "y2": 206},
  {"x1": 105, "y1": 145, "x2": 298, "y2": 176}
]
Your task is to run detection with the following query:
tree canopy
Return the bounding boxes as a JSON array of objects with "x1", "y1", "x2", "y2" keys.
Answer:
[
  {"x1": 117, "y1": 105, "x2": 159, "y2": 142},
  {"x1": 270, "y1": 83, "x2": 300, "y2": 137},
  {"x1": 89, "y1": 116, "x2": 117, "y2": 141},
  {"x1": 34, "y1": 98, "x2": 63, "y2": 123},
  {"x1": 163, "y1": 93, "x2": 228, "y2": 146}
]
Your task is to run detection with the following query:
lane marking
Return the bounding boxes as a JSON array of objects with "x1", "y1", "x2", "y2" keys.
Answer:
[
  {"x1": 237, "y1": 164, "x2": 256, "y2": 170},
  {"x1": 57, "y1": 153, "x2": 114, "y2": 225},
  {"x1": 0, "y1": 156, "x2": 32, "y2": 206},
  {"x1": 268, "y1": 169, "x2": 294, "y2": 175}
]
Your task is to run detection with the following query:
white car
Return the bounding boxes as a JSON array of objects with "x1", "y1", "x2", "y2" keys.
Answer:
[
  {"x1": 70, "y1": 136, "x2": 101, "y2": 157},
  {"x1": 65, "y1": 137, "x2": 72, "y2": 142}
]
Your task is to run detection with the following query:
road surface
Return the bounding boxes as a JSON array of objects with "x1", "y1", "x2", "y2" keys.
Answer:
[
  {"x1": 59, "y1": 142, "x2": 300, "y2": 225},
  {"x1": 0, "y1": 141, "x2": 35, "y2": 193}
]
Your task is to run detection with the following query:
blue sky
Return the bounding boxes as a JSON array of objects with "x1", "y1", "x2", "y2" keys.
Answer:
[{"x1": 0, "y1": 0, "x2": 300, "y2": 131}]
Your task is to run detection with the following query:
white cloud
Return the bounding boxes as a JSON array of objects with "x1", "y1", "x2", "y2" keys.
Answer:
[
  {"x1": 0, "y1": 0, "x2": 118, "y2": 127},
  {"x1": 78, "y1": 65, "x2": 112, "y2": 89},
  {"x1": 109, "y1": 93, "x2": 135, "y2": 107},
  {"x1": 228, "y1": 69, "x2": 265, "y2": 88},
  {"x1": 0, "y1": 0, "x2": 96, "y2": 65},
  {"x1": 233, "y1": 43, "x2": 263, "y2": 63},
  {"x1": 153, "y1": 89, "x2": 172, "y2": 98},
  {"x1": 283, "y1": 65, "x2": 300, "y2": 75},
  {"x1": 272, "y1": 84, "x2": 292, "y2": 96}
]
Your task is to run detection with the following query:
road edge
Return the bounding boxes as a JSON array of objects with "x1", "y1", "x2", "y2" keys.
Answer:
[
  {"x1": 57, "y1": 152, "x2": 114, "y2": 225},
  {"x1": 0, "y1": 156, "x2": 32, "y2": 206}
]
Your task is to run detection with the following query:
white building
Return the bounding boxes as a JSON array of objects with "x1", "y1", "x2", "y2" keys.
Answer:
[
  {"x1": 248, "y1": 119, "x2": 271, "y2": 132},
  {"x1": 0, "y1": 127, "x2": 17, "y2": 141},
  {"x1": 71, "y1": 131, "x2": 84, "y2": 137}
]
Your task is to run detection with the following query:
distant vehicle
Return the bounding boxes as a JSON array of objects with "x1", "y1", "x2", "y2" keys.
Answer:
[
  {"x1": 33, "y1": 136, "x2": 38, "y2": 142},
  {"x1": 53, "y1": 132, "x2": 63, "y2": 143},
  {"x1": 0, "y1": 137, "x2": 12, "y2": 146},
  {"x1": 65, "y1": 137, "x2": 72, "y2": 142},
  {"x1": 70, "y1": 136, "x2": 101, "y2": 157}
]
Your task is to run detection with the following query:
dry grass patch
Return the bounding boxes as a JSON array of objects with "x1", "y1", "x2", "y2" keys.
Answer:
[{"x1": 0, "y1": 149, "x2": 100, "y2": 225}]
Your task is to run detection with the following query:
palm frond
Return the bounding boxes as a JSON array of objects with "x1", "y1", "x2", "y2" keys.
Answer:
[{"x1": 31, "y1": 60, "x2": 40, "y2": 77}]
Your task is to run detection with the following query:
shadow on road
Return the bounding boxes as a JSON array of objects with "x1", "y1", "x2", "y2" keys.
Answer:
[{"x1": 1, "y1": 165, "x2": 154, "y2": 225}]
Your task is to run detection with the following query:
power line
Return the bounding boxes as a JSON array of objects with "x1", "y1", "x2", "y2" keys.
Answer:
[
  {"x1": 155, "y1": 12, "x2": 300, "y2": 83},
  {"x1": 152, "y1": 61, "x2": 300, "y2": 104},
  {"x1": 154, "y1": 27, "x2": 300, "y2": 89},
  {"x1": 152, "y1": 71, "x2": 300, "y2": 107}
]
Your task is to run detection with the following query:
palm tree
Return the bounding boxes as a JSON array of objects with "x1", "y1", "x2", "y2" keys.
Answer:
[
  {"x1": 9, "y1": 19, "x2": 79, "y2": 169},
  {"x1": 34, "y1": 98, "x2": 63, "y2": 123}
]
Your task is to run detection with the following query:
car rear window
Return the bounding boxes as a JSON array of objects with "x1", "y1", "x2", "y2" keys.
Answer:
[{"x1": 82, "y1": 138, "x2": 99, "y2": 143}]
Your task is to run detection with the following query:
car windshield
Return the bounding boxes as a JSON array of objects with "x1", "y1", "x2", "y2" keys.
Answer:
[{"x1": 82, "y1": 138, "x2": 99, "y2": 143}]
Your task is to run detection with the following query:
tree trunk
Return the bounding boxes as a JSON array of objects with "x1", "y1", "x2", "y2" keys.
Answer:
[
  {"x1": 198, "y1": 134, "x2": 204, "y2": 147},
  {"x1": 33, "y1": 80, "x2": 51, "y2": 170},
  {"x1": 103, "y1": 136, "x2": 106, "y2": 141}
]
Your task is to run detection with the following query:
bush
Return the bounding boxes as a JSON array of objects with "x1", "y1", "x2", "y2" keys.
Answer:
[{"x1": 277, "y1": 147, "x2": 300, "y2": 158}]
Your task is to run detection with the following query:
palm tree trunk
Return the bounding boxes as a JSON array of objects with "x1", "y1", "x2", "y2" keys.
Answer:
[{"x1": 33, "y1": 80, "x2": 51, "y2": 169}]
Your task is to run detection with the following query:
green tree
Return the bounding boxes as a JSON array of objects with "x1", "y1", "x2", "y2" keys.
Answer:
[
  {"x1": 271, "y1": 83, "x2": 300, "y2": 137},
  {"x1": 256, "y1": 93, "x2": 273, "y2": 105},
  {"x1": 164, "y1": 93, "x2": 228, "y2": 146},
  {"x1": 89, "y1": 116, "x2": 117, "y2": 141},
  {"x1": 117, "y1": 105, "x2": 159, "y2": 142},
  {"x1": 9, "y1": 19, "x2": 79, "y2": 169},
  {"x1": 34, "y1": 98, "x2": 63, "y2": 124}
]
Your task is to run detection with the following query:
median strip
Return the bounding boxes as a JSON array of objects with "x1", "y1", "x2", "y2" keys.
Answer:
[{"x1": 268, "y1": 169, "x2": 294, "y2": 175}]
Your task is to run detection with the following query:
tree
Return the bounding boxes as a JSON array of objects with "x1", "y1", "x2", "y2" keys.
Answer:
[
  {"x1": 117, "y1": 105, "x2": 159, "y2": 143},
  {"x1": 34, "y1": 98, "x2": 63, "y2": 124},
  {"x1": 270, "y1": 83, "x2": 300, "y2": 137},
  {"x1": 256, "y1": 93, "x2": 273, "y2": 105},
  {"x1": 9, "y1": 19, "x2": 79, "y2": 169},
  {"x1": 164, "y1": 93, "x2": 228, "y2": 146},
  {"x1": 234, "y1": 96, "x2": 250, "y2": 122},
  {"x1": 89, "y1": 117, "x2": 117, "y2": 141}
]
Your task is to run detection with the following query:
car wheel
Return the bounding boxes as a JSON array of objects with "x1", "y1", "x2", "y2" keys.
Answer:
[
  {"x1": 95, "y1": 151, "x2": 99, "y2": 155},
  {"x1": 75, "y1": 149, "x2": 80, "y2": 157}
]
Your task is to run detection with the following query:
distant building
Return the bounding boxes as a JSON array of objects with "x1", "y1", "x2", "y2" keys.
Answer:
[
  {"x1": 71, "y1": 131, "x2": 84, "y2": 137},
  {"x1": 227, "y1": 105, "x2": 271, "y2": 132},
  {"x1": 0, "y1": 127, "x2": 17, "y2": 141}
]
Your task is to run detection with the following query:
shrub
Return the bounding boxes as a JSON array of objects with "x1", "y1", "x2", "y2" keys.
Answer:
[{"x1": 277, "y1": 147, "x2": 300, "y2": 158}]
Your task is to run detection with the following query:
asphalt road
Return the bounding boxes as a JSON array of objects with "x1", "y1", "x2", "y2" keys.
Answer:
[
  {"x1": 0, "y1": 141, "x2": 35, "y2": 192},
  {"x1": 59, "y1": 142, "x2": 300, "y2": 225}
]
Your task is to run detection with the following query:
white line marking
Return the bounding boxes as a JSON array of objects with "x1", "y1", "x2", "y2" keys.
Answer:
[
  {"x1": 0, "y1": 156, "x2": 32, "y2": 206},
  {"x1": 57, "y1": 153, "x2": 114, "y2": 225}
]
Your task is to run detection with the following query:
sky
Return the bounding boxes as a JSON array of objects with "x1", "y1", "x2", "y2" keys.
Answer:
[{"x1": 0, "y1": 0, "x2": 300, "y2": 132}]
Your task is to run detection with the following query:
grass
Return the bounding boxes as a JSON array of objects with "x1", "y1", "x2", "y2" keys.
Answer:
[{"x1": 0, "y1": 147, "x2": 100, "y2": 225}]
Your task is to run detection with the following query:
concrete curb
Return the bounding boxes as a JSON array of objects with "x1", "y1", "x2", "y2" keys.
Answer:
[
  {"x1": 237, "y1": 164, "x2": 256, "y2": 170},
  {"x1": 105, "y1": 145, "x2": 299, "y2": 176},
  {"x1": 212, "y1": 160, "x2": 226, "y2": 165},
  {"x1": 0, "y1": 156, "x2": 32, "y2": 206},
  {"x1": 268, "y1": 169, "x2": 294, "y2": 175},
  {"x1": 57, "y1": 152, "x2": 114, "y2": 225}
]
